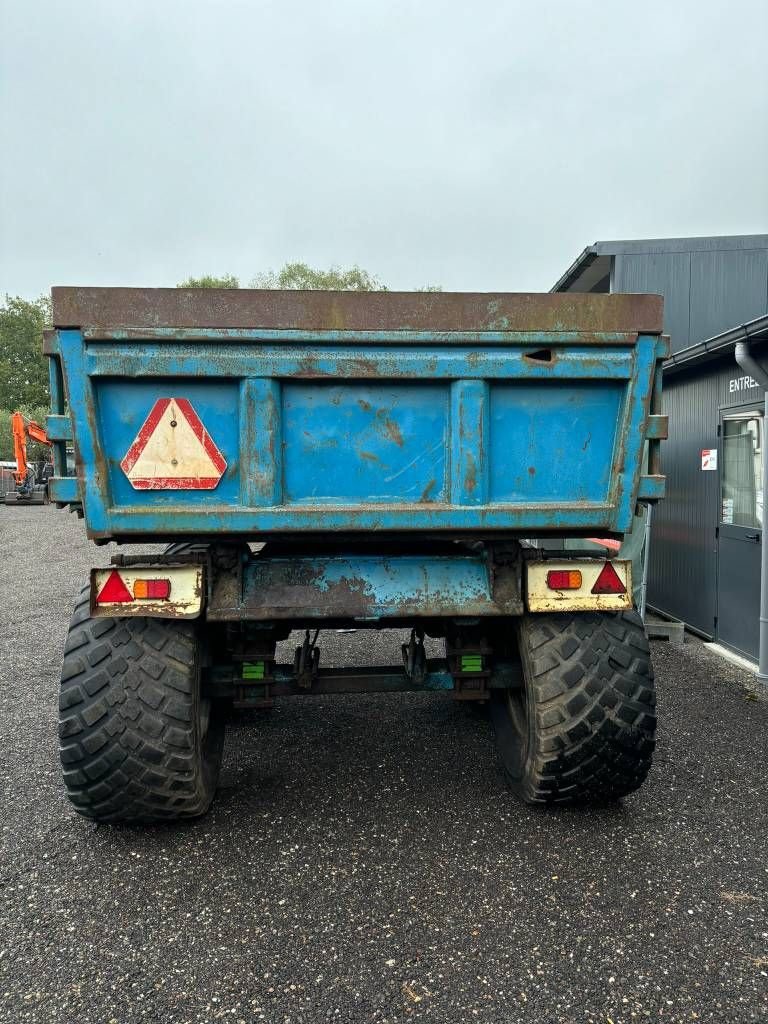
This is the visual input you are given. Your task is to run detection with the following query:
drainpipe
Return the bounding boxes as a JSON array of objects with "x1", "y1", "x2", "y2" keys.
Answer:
[
  {"x1": 639, "y1": 504, "x2": 653, "y2": 621},
  {"x1": 734, "y1": 341, "x2": 768, "y2": 685}
]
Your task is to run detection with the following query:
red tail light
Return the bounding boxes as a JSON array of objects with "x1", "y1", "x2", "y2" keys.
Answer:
[
  {"x1": 133, "y1": 579, "x2": 171, "y2": 600},
  {"x1": 591, "y1": 562, "x2": 627, "y2": 595},
  {"x1": 546, "y1": 570, "x2": 582, "y2": 590}
]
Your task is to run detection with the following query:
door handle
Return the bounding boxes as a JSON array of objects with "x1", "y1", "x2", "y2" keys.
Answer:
[{"x1": 745, "y1": 532, "x2": 760, "y2": 541}]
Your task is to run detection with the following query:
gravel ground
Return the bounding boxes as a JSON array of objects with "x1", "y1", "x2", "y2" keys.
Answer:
[{"x1": 0, "y1": 505, "x2": 766, "y2": 1024}]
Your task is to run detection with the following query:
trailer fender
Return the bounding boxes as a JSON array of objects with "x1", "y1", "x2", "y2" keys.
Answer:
[
  {"x1": 89, "y1": 565, "x2": 205, "y2": 618},
  {"x1": 525, "y1": 558, "x2": 632, "y2": 612}
]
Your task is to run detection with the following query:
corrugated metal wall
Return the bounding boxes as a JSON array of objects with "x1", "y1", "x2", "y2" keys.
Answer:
[
  {"x1": 616, "y1": 252, "x2": 693, "y2": 353},
  {"x1": 614, "y1": 244, "x2": 768, "y2": 355},
  {"x1": 649, "y1": 351, "x2": 768, "y2": 634},
  {"x1": 611, "y1": 238, "x2": 768, "y2": 632},
  {"x1": 554, "y1": 236, "x2": 768, "y2": 635},
  {"x1": 648, "y1": 366, "x2": 720, "y2": 632}
]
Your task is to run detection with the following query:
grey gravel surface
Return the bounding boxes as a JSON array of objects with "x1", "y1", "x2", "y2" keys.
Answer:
[{"x1": 0, "y1": 505, "x2": 766, "y2": 1024}]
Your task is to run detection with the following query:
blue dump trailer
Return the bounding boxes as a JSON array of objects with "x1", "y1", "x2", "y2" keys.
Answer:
[{"x1": 46, "y1": 287, "x2": 667, "y2": 822}]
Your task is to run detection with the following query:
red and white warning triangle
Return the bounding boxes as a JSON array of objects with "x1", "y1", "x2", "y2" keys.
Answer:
[{"x1": 120, "y1": 398, "x2": 226, "y2": 490}]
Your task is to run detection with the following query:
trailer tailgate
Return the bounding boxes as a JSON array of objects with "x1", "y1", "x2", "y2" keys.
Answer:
[{"x1": 46, "y1": 288, "x2": 666, "y2": 541}]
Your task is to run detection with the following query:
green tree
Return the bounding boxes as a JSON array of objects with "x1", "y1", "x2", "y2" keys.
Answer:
[
  {"x1": 178, "y1": 263, "x2": 441, "y2": 292},
  {"x1": 251, "y1": 262, "x2": 386, "y2": 291},
  {"x1": 177, "y1": 274, "x2": 240, "y2": 288},
  {"x1": 0, "y1": 295, "x2": 51, "y2": 412}
]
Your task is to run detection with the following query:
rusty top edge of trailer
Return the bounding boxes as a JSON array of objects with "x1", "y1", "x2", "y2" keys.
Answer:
[{"x1": 50, "y1": 287, "x2": 664, "y2": 334}]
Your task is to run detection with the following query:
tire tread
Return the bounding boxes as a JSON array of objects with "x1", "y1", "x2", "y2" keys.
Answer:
[
  {"x1": 501, "y1": 610, "x2": 656, "y2": 804},
  {"x1": 58, "y1": 585, "x2": 220, "y2": 823}
]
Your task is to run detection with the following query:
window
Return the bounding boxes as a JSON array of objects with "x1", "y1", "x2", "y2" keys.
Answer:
[{"x1": 721, "y1": 413, "x2": 763, "y2": 529}]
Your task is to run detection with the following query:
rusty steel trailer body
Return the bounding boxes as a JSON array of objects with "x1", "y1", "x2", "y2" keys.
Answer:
[{"x1": 48, "y1": 288, "x2": 667, "y2": 822}]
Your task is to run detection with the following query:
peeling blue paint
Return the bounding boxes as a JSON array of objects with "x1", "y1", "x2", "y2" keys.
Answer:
[
  {"x1": 240, "y1": 554, "x2": 497, "y2": 618},
  {"x1": 49, "y1": 327, "x2": 664, "y2": 540}
]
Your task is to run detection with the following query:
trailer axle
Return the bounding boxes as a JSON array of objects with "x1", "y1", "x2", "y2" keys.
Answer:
[{"x1": 204, "y1": 659, "x2": 522, "y2": 708}]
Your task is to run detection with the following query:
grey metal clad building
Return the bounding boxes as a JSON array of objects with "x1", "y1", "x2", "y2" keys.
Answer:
[{"x1": 553, "y1": 234, "x2": 768, "y2": 662}]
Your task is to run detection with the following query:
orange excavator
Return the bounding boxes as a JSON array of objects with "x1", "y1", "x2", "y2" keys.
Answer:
[{"x1": 5, "y1": 411, "x2": 52, "y2": 505}]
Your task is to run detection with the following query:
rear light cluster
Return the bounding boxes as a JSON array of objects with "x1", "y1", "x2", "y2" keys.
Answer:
[
  {"x1": 546, "y1": 570, "x2": 582, "y2": 590},
  {"x1": 133, "y1": 578, "x2": 171, "y2": 600},
  {"x1": 546, "y1": 562, "x2": 626, "y2": 595},
  {"x1": 95, "y1": 569, "x2": 171, "y2": 604}
]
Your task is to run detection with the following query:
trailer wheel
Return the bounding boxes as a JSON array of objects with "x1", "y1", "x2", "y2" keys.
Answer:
[
  {"x1": 58, "y1": 586, "x2": 224, "y2": 823},
  {"x1": 491, "y1": 610, "x2": 656, "y2": 804}
]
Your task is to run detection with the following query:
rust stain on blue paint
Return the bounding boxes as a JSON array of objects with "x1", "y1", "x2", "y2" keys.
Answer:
[{"x1": 48, "y1": 301, "x2": 666, "y2": 540}]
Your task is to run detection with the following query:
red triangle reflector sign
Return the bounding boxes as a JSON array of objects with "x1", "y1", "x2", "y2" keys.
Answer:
[
  {"x1": 591, "y1": 562, "x2": 627, "y2": 595},
  {"x1": 96, "y1": 569, "x2": 133, "y2": 604},
  {"x1": 120, "y1": 398, "x2": 226, "y2": 490}
]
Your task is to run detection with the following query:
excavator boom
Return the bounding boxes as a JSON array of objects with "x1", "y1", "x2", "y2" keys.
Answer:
[{"x1": 6, "y1": 412, "x2": 52, "y2": 505}]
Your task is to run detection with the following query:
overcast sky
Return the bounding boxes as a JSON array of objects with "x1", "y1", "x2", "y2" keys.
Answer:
[{"x1": 1, "y1": 0, "x2": 766, "y2": 299}]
